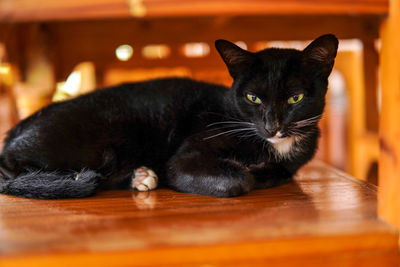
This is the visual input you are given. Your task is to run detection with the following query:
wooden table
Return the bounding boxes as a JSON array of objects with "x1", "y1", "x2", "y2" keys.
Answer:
[
  {"x1": 1, "y1": 0, "x2": 400, "y2": 263},
  {"x1": 0, "y1": 161, "x2": 398, "y2": 266}
]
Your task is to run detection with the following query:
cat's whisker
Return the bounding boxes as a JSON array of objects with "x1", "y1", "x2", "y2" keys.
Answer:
[
  {"x1": 205, "y1": 125, "x2": 241, "y2": 132},
  {"x1": 295, "y1": 118, "x2": 321, "y2": 123},
  {"x1": 293, "y1": 115, "x2": 322, "y2": 123},
  {"x1": 205, "y1": 123, "x2": 256, "y2": 134},
  {"x1": 288, "y1": 128, "x2": 308, "y2": 134},
  {"x1": 238, "y1": 128, "x2": 265, "y2": 142},
  {"x1": 294, "y1": 120, "x2": 320, "y2": 126},
  {"x1": 287, "y1": 127, "x2": 318, "y2": 141},
  {"x1": 292, "y1": 115, "x2": 322, "y2": 128},
  {"x1": 203, "y1": 127, "x2": 256, "y2": 140},
  {"x1": 237, "y1": 131, "x2": 259, "y2": 139},
  {"x1": 291, "y1": 123, "x2": 319, "y2": 130},
  {"x1": 207, "y1": 121, "x2": 254, "y2": 128},
  {"x1": 223, "y1": 128, "x2": 257, "y2": 137}
]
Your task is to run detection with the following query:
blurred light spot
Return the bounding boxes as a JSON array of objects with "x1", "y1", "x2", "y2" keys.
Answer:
[
  {"x1": 235, "y1": 41, "x2": 247, "y2": 50},
  {"x1": 142, "y1": 44, "x2": 171, "y2": 59},
  {"x1": 374, "y1": 39, "x2": 381, "y2": 52},
  {"x1": 182, "y1": 42, "x2": 210, "y2": 58},
  {"x1": 0, "y1": 64, "x2": 10, "y2": 75},
  {"x1": 0, "y1": 63, "x2": 13, "y2": 86},
  {"x1": 128, "y1": 0, "x2": 147, "y2": 17},
  {"x1": 53, "y1": 71, "x2": 82, "y2": 100},
  {"x1": 53, "y1": 81, "x2": 69, "y2": 102},
  {"x1": 53, "y1": 74, "x2": 81, "y2": 102},
  {"x1": 116, "y1": 45, "x2": 134, "y2": 61}
]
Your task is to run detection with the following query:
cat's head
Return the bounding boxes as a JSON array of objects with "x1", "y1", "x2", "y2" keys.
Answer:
[{"x1": 215, "y1": 34, "x2": 338, "y2": 148}]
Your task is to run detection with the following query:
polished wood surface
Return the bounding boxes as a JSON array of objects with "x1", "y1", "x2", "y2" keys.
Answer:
[
  {"x1": 0, "y1": 0, "x2": 388, "y2": 22},
  {"x1": 0, "y1": 161, "x2": 398, "y2": 266},
  {"x1": 379, "y1": 0, "x2": 400, "y2": 228}
]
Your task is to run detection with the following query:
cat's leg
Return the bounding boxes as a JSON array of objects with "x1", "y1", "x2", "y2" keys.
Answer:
[
  {"x1": 249, "y1": 163, "x2": 294, "y2": 189},
  {"x1": 131, "y1": 166, "x2": 158, "y2": 191},
  {"x1": 166, "y1": 150, "x2": 254, "y2": 197}
]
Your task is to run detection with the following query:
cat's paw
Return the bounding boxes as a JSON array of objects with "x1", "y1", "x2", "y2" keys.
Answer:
[{"x1": 131, "y1": 166, "x2": 158, "y2": 191}]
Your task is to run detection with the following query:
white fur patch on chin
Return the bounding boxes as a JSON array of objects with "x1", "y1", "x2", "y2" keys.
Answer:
[{"x1": 267, "y1": 134, "x2": 296, "y2": 158}]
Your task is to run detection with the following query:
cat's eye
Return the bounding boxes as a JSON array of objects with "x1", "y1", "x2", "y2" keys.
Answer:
[
  {"x1": 288, "y1": 93, "x2": 304, "y2": 104},
  {"x1": 246, "y1": 93, "x2": 262, "y2": 104}
]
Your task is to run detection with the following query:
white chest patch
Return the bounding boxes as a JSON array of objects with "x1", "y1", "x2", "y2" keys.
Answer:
[{"x1": 267, "y1": 133, "x2": 296, "y2": 158}]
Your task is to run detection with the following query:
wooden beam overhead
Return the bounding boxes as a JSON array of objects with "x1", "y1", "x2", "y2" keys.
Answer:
[{"x1": 0, "y1": 0, "x2": 389, "y2": 23}]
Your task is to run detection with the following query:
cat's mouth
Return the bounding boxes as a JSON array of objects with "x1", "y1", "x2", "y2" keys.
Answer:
[
  {"x1": 266, "y1": 131, "x2": 287, "y2": 144},
  {"x1": 255, "y1": 128, "x2": 291, "y2": 143}
]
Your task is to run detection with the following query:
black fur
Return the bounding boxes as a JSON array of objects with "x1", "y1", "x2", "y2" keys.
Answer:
[{"x1": 0, "y1": 34, "x2": 338, "y2": 199}]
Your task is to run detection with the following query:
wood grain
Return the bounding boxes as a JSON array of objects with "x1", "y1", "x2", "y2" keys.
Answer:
[
  {"x1": 0, "y1": 0, "x2": 388, "y2": 22},
  {"x1": 0, "y1": 161, "x2": 398, "y2": 266},
  {"x1": 378, "y1": 0, "x2": 400, "y2": 228}
]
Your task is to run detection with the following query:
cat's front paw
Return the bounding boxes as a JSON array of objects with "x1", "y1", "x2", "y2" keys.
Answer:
[
  {"x1": 167, "y1": 157, "x2": 255, "y2": 197},
  {"x1": 131, "y1": 166, "x2": 158, "y2": 191}
]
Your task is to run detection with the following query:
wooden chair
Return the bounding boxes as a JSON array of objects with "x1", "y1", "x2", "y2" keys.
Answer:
[{"x1": 333, "y1": 47, "x2": 379, "y2": 181}]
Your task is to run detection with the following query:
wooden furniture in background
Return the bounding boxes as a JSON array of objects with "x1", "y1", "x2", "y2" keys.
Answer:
[
  {"x1": 0, "y1": 161, "x2": 398, "y2": 266},
  {"x1": 334, "y1": 49, "x2": 379, "y2": 180},
  {"x1": 0, "y1": 41, "x2": 19, "y2": 147},
  {"x1": 379, "y1": 0, "x2": 400, "y2": 229}
]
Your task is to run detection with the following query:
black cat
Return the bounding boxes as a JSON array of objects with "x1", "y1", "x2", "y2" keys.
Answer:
[{"x1": 0, "y1": 34, "x2": 338, "y2": 199}]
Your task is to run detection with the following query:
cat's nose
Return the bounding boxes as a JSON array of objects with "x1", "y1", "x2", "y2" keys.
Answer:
[
  {"x1": 264, "y1": 128, "x2": 278, "y2": 138},
  {"x1": 264, "y1": 124, "x2": 279, "y2": 137},
  {"x1": 264, "y1": 111, "x2": 279, "y2": 137}
]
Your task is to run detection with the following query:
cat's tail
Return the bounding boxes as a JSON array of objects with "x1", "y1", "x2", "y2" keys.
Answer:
[{"x1": 0, "y1": 165, "x2": 101, "y2": 199}]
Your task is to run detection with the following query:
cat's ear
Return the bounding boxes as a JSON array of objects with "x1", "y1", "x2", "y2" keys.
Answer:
[
  {"x1": 215, "y1": 39, "x2": 254, "y2": 79},
  {"x1": 303, "y1": 34, "x2": 338, "y2": 63}
]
